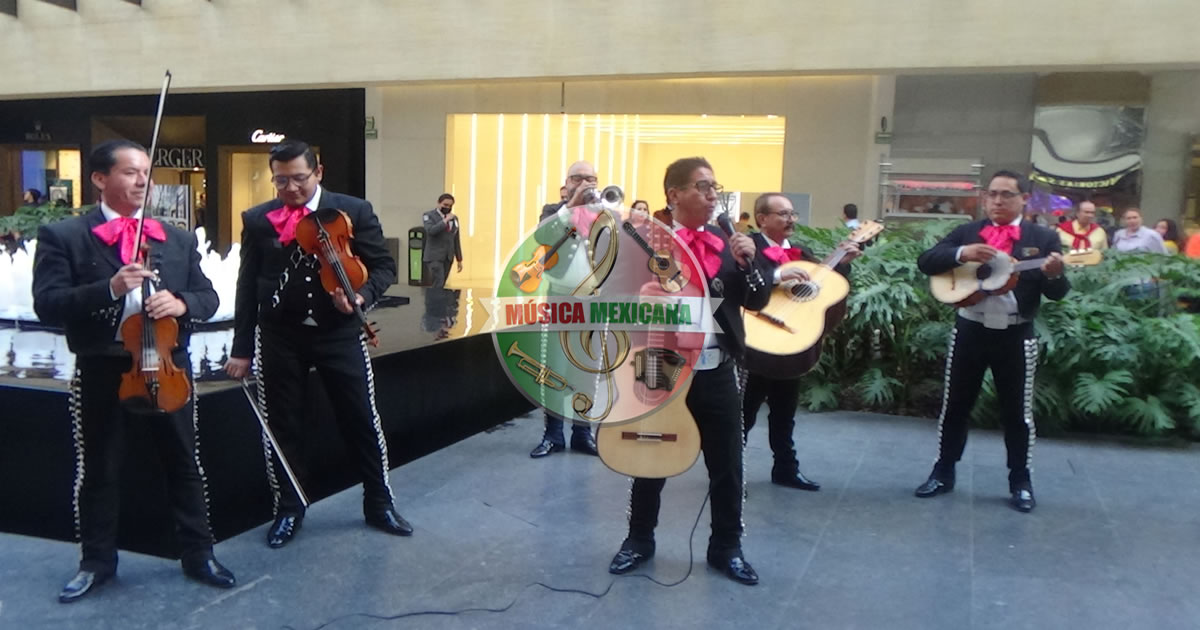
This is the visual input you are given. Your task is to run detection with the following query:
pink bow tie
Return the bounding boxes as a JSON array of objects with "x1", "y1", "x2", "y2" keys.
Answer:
[
  {"x1": 267, "y1": 204, "x2": 310, "y2": 244},
  {"x1": 980, "y1": 223, "x2": 1020, "y2": 254},
  {"x1": 91, "y1": 216, "x2": 166, "y2": 264},
  {"x1": 760, "y1": 245, "x2": 805, "y2": 266},
  {"x1": 677, "y1": 227, "x2": 725, "y2": 281}
]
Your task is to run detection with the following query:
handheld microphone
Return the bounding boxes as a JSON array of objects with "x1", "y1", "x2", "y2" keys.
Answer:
[{"x1": 715, "y1": 213, "x2": 751, "y2": 268}]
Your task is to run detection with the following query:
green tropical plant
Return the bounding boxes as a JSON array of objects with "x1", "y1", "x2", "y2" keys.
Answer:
[
  {"x1": 789, "y1": 222, "x2": 1200, "y2": 440},
  {"x1": 0, "y1": 203, "x2": 77, "y2": 239}
]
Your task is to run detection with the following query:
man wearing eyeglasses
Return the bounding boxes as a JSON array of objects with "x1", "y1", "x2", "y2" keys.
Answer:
[
  {"x1": 529, "y1": 160, "x2": 601, "y2": 459},
  {"x1": 914, "y1": 170, "x2": 1069, "y2": 513},
  {"x1": 609, "y1": 157, "x2": 773, "y2": 586},
  {"x1": 741, "y1": 193, "x2": 859, "y2": 493},
  {"x1": 225, "y1": 139, "x2": 413, "y2": 547},
  {"x1": 421, "y1": 193, "x2": 463, "y2": 290}
]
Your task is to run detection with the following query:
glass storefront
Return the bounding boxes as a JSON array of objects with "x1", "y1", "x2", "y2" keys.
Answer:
[
  {"x1": 2, "y1": 146, "x2": 82, "y2": 211},
  {"x1": 443, "y1": 113, "x2": 786, "y2": 288}
]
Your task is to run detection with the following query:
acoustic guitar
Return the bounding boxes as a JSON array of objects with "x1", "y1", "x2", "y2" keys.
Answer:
[
  {"x1": 743, "y1": 221, "x2": 883, "y2": 379},
  {"x1": 597, "y1": 222, "x2": 701, "y2": 479},
  {"x1": 622, "y1": 220, "x2": 689, "y2": 293},
  {"x1": 929, "y1": 249, "x2": 1101, "y2": 306},
  {"x1": 510, "y1": 226, "x2": 577, "y2": 293}
]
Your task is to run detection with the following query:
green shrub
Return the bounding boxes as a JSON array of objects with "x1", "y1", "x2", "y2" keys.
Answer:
[{"x1": 789, "y1": 222, "x2": 1200, "y2": 439}]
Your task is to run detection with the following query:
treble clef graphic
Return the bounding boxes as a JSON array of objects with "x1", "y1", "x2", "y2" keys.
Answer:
[{"x1": 561, "y1": 208, "x2": 626, "y2": 422}]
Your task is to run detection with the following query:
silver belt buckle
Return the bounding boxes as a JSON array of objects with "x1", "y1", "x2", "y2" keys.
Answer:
[{"x1": 696, "y1": 347, "x2": 723, "y2": 370}]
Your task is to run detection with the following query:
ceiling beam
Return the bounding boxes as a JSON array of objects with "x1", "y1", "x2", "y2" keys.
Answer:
[
  {"x1": 0, "y1": 0, "x2": 16, "y2": 17},
  {"x1": 37, "y1": 0, "x2": 77, "y2": 10},
  {"x1": 123, "y1": 0, "x2": 142, "y2": 4}
]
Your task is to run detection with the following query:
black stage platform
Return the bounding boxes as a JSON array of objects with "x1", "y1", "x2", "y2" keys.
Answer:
[{"x1": 0, "y1": 285, "x2": 533, "y2": 558}]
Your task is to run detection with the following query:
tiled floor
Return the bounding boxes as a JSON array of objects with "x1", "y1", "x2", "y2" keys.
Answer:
[{"x1": 2, "y1": 410, "x2": 1197, "y2": 629}]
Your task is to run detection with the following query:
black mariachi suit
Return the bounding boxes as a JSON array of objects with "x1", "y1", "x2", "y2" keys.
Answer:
[
  {"x1": 741, "y1": 232, "x2": 850, "y2": 477},
  {"x1": 32, "y1": 207, "x2": 219, "y2": 574},
  {"x1": 626, "y1": 226, "x2": 773, "y2": 560},
  {"x1": 917, "y1": 219, "x2": 1070, "y2": 486},
  {"x1": 231, "y1": 188, "x2": 397, "y2": 517},
  {"x1": 536, "y1": 202, "x2": 592, "y2": 447}
]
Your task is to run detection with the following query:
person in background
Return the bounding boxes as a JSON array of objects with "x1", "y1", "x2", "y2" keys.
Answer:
[
  {"x1": 734, "y1": 211, "x2": 755, "y2": 234},
  {"x1": 1057, "y1": 201, "x2": 1108, "y2": 251},
  {"x1": 1184, "y1": 229, "x2": 1200, "y2": 259},
  {"x1": 422, "y1": 193, "x2": 464, "y2": 289},
  {"x1": 1154, "y1": 219, "x2": 1183, "y2": 254},
  {"x1": 1112, "y1": 207, "x2": 1168, "y2": 254},
  {"x1": 842, "y1": 203, "x2": 860, "y2": 229}
]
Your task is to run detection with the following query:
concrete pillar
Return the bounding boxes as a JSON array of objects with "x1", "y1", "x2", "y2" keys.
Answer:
[{"x1": 1142, "y1": 71, "x2": 1200, "y2": 221}]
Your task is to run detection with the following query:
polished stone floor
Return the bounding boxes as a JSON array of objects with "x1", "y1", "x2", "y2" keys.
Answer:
[{"x1": 1, "y1": 410, "x2": 1197, "y2": 630}]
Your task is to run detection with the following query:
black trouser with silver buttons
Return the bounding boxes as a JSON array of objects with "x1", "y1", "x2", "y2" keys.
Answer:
[
  {"x1": 73, "y1": 354, "x2": 213, "y2": 574},
  {"x1": 626, "y1": 360, "x2": 745, "y2": 558},
  {"x1": 933, "y1": 317, "x2": 1038, "y2": 487},
  {"x1": 255, "y1": 323, "x2": 395, "y2": 517},
  {"x1": 742, "y1": 372, "x2": 803, "y2": 475}
]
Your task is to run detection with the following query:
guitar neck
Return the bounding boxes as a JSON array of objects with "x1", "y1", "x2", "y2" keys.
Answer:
[
  {"x1": 622, "y1": 221, "x2": 658, "y2": 257},
  {"x1": 1011, "y1": 256, "x2": 1049, "y2": 273}
]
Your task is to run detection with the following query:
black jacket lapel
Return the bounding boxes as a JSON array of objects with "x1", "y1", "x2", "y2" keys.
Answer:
[{"x1": 85, "y1": 207, "x2": 126, "y2": 272}]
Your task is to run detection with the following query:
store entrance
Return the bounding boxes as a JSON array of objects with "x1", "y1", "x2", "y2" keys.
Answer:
[{"x1": 218, "y1": 144, "x2": 320, "y2": 252}]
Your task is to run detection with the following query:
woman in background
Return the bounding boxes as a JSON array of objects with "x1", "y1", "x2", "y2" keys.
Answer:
[{"x1": 1154, "y1": 218, "x2": 1183, "y2": 254}]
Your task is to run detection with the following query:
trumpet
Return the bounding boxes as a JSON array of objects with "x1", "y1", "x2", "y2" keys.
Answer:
[
  {"x1": 583, "y1": 185, "x2": 625, "y2": 211},
  {"x1": 507, "y1": 341, "x2": 573, "y2": 391}
]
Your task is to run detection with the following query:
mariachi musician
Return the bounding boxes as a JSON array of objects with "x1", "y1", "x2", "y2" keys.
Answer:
[
  {"x1": 608, "y1": 157, "x2": 773, "y2": 586},
  {"x1": 741, "y1": 193, "x2": 860, "y2": 492},
  {"x1": 914, "y1": 170, "x2": 1069, "y2": 513},
  {"x1": 224, "y1": 140, "x2": 411, "y2": 547},
  {"x1": 33, "y1": 140, "x2": 235, "y2": 602}
]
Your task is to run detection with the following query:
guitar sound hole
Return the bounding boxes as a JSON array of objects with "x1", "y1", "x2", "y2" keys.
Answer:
[
  {"x1": 976, "y1": 265, "x2": 993, "y2": 280},
  {"x1": 655, "y1": 258, "x2": 669, "y2": 270},
  {"x1": 789, "y1": 282, "x2": 818, "y2": 300}
]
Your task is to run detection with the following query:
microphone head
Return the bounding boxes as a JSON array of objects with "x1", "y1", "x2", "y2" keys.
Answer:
[{"x1": 716, "y1": 212, "x2": 736, "y2": 237}]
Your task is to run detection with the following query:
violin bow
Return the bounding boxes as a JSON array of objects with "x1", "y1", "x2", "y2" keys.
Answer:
[
  {"x1": 131, "y1": 70, "x2": 172, "y2": 262},
  {"x1": 241, "y1": 377, "x2": 311, "y2": 508}
]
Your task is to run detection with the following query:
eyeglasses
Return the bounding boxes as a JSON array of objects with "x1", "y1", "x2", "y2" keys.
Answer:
[
  {"x1": 568, "y1": 174, "x2": 598, "y2": 184},
  {"x1": 682, "y1": 180, "x2": 724, "y2": 196},
  {"x1": 766, "y1": 211, "x2": 795, "y2": 219},
  {"x1": 272, "y1": 170, "x2": 315, "y2": 189},
  {"x1": 985, "y1": 190, "x2": 1021, "y2": 200}
]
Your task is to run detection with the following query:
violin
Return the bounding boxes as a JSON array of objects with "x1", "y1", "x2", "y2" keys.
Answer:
[
  {"x1": 119, "y1": 252, "x2": 191, "y2": 413},
  {"x1": 510, "y1": 226, "x2": 576, "y2": 293},
  {"x1": 294, "y1": 208, "x2": 380, "y2": 346},
  {"x1": 118, "y1": 70, "x2": 191, "y2": 414}
]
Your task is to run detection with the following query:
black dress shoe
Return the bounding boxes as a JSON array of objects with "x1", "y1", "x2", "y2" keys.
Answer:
[
  {"x1": 267, "y1": 514, "x2": 303, "y2": 548},
  {"x1": 530, "y1": 439, "x2": 565, "y2": 458},
  {"x1": 1010, "y1": 484, "x2": 1036, "y2": 513},
  {"x1": 570, "y1": 434, "x2": 599, "y2": 456},
  {"x1": 366, "y1": 508, "x2": 414, "y2": 536},
  {"x1": 608, "y1": 548, "x2": 653, "y2": 574},
  {"x1": 58, "y1": 569, "x2": 114, "y2": 603},
  {"x1": 771, "y1": 470, "x2": 820, "y2": 491},
  {"x1": 914, "y1": 476, "x2": 955, "y2": 498},
  {"x1": 182, "y1": 555, "x2": 236, "y2": 589},
  {"x1": 707, "y1": 555, "x2": 759, "y2": 585}
]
